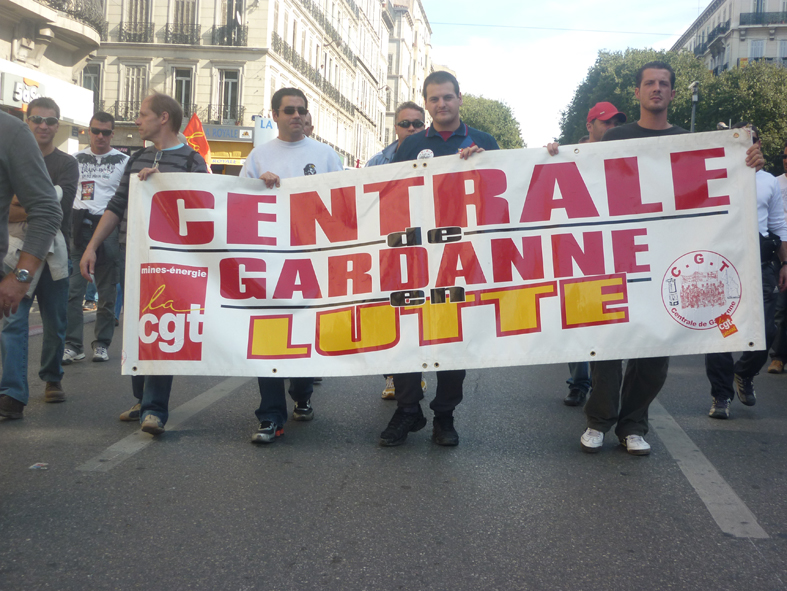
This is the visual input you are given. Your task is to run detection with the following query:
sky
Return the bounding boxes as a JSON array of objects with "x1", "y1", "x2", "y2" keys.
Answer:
[{"x1": 425, "y1": 0, "x2": 711, "y2": 147}]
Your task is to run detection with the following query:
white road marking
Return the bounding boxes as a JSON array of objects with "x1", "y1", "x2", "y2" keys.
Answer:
[
  {"x1": 649, "y1": 400, "x2": 769, "y2": 539},
  {"x1": 77, "y1": 377, "x2": 252, "y2": 473}
]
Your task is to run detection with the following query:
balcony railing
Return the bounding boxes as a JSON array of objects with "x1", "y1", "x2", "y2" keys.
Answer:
[
  {"x1": 707, "y1": 20, "x2": 730, "y2": 45},
  {"x1": 296, "y1": 0, "x2": 357, "y2": 66},
  {"x1": 180, "y1": 103, "x2": 199, "y2": 119},
  {"x1": 34, "y1": 0, "x2": 106, "y2": 35},
  {"x1": 271, "y1": 32, "x2": 356, "y2": 117},
  {"x1": 105, "y1": 100, "x2": 143, "y2": 122},
  {"x1": 740, "y1": 11, "x2": 787, "y2": 25},
  {"x1": 204, "y1": 104, "x2": 245, "y2": 125},
  {"x1": 211, "y1": 24, "x2": 248, "y2": 46},
  {"x1": 165, "y1": 23, "x2": 201, "y2": 45},
  {"x1": 119, "y1": 21, "x2": 155, "y2": 43}
]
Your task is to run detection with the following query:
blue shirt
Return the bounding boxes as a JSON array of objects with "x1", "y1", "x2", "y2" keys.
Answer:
[
  {"x1": 392, "y1": 121, "x2": 499, "y2": 162},
  {"x1": 365, "y1": 141, "x2": 398, "y2": 167}
]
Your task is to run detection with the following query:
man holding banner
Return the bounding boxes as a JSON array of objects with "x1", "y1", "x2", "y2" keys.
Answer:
[
  {"x1": 240, "y1": 87, "x2": 343, "y2": 444},
  {"x1": 80, "y1": 92, "x2": 208, "y2": 435},
  {"x1": 379, "y1": 71, "x2": 499, "y2": 447}
]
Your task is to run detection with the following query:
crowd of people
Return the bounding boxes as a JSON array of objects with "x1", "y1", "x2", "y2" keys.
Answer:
[{"x1": 0, "y1": 63, "x2": 784, "y2": 457}]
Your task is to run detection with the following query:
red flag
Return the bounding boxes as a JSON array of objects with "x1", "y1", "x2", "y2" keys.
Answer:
[{"x1": 183, "y1": 113, "x2": 212, "y2": 173}]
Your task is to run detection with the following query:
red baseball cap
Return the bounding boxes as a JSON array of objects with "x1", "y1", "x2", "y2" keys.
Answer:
[{"x1": 587, "y1": 102, "x2": 626, "y2": 124}]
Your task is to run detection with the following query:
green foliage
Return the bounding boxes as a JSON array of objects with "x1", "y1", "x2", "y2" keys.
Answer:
[
  {"x1": 558, "y1": 50, "x2": 787, "y2": 172},
  {"x1": 459, "y1": 94, "x2": 525, "y2": 149}
]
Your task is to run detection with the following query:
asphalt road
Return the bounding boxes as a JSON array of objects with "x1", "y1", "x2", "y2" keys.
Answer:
[{"x1": 2, "y1": 322, "x2": 787, "y2": 590}]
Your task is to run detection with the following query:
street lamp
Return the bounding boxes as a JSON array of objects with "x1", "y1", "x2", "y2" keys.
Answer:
[{"x1": 689, "y1": 81, "x2": 699, "y2": 133}]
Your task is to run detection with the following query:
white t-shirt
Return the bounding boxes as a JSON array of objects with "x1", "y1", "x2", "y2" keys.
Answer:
[
  {"x1": 756, "y1": 170, "x2": 787, "y2": 240},
  {"x1": 777, "y1": 173, "x2": 787, "y2": 220},
  {"x1": 240, "y1": 137, "x2": 343, "y2": 180},
  {"x1": 72, "y1": 147, "x2": 129, "y2": 215}
]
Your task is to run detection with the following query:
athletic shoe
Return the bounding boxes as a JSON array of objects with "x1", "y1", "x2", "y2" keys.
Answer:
[
  {"x1": 620, "y1": 435, "x2": 651, "y2": 456},
  {"x1": 83, "y1": 301, "x2": 97, "y2": 312},
  {"x1": 92, "y1": 345, "x2": 109, "y2": 362},
  {"x1": 580, "y1": 428, "x2": 604, "y2": 453},
  {"x1": 114, "y1": 318, "x2": 120, "y2": 327},
  {"x1": 733, "y1": 374, "x2": 756, "y2": 406},
  {"x1": 0, "y1": 394, "x2": 24, "y2": 419},
  {"x1": 432, "y1": 416, "x2": 459, "y2": 446},
  {"x1": 251, "y1": 421, "x2": 283, "y2": 443},
  {"x1": 563, "y1": 387, "x2": 587, "y2": 407},
  {"x1": 119, "y1": 402, "x2": 141, "y2": 421},
  {"x1": 44, "y1": 381, "x2": 65, "y2": 403},
  {"x1": 382, "y1": 375, "x2": 395, "y2": 399},
  {"x1": 292, "y1": 400, "x2": 314, "y2": 421},
  {"x1": 141, "y1": 414, "x2": 165, "y2": 435},
  {"x1": 62, "y1": 348, "x2": 85, "y2": 365},
  {"x1": 767, "y1": 359, "x2": 784, "y2": 374},
  {"x1": 709, "y1": 397, "x2": 730, "y2": 419},
  {"x1": 379, "y1": 407, "x2": 426, "y2": 447}
]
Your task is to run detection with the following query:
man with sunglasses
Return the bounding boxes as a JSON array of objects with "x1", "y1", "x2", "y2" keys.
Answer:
[
  {"x1": 80, "y1": 92, "x2": 208, "y2": 435},
  {"x1": 379, "y1": 71, "x2": 499, "y2": 448},
  {"x1": 366, "y1": 102, "x2": 426, "y2": 167},
  {"x1": 705, "y1": 122, "x2": 787, "y2": 420},
  {"x1": 767, "y1": 140, "x2": 787, "y2": 374},
  {"x1": 240, "y1": 87, "x2": 343, "y2": 444},
  {"x1": 0, "y1": 97, "x2": 77, "y2": 416},
  {"x1": 64, "y1": 112, "x2": 128, "y2": 366}
]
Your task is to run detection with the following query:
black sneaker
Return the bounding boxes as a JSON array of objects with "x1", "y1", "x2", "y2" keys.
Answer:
[
  {"x1": 0, "y1": 394, "x2": 24, "y2": 419},
  {"x1": 563, "y1": 387, "x2": 587, "y2": 407},
  {"x1": 379, "y1": 407, "x2": 426, "y2": 446},
  {"x1": 709, "y1": 397, "x2": 730, "y2": 419},
  {"x1": 432, "y1": 416, "x2": 459, "y2": 446},
  {"x1": 292, "y1": 400, "x2": 314, "y2": 421},
  {"x1": 252, "y1": 421, "x2": 283, "y2": 443},
  {"x1": 733, "y1": 374, "x2": 756, "y2": 406}
]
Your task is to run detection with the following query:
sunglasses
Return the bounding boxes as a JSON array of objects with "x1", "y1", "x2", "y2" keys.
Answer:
[
  {"x1": 90, "y1": 127, "x2": 113, "y2": 137},
  {"x1": 752, "y1": 136, "x2": 760, "y2": 144},
  {"x1": 28, "y1": 115, "x2": 59, "y2": 126},
  {"x1": 396, "y1": 119, "x2": 425, "y2": 129},
  {"x1": 279, "y1": 106, "x2": 308, "y2": 115}
]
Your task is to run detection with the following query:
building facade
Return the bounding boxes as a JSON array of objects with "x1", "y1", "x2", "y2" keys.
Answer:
[
  {"x1": 93, "y1": 0, "x2": 400, "y2": 168},
  {"x1": 673, "y1": 0, "x2": 787, "y2": 74},
  {"x1": 0, "y1": 0, "x2": 102, "y2": 152}
]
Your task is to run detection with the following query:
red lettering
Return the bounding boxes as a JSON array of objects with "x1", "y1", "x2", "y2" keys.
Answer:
[
  {"x1": 433, "y1": 170, "x2": 509, "y2": 227},
  {"x1": 149, "y1": 190, "x2": 214, "y2": 245},
  {"x1": 490, "y1": 237, "x2": 544, "y2": 282},
  {"x1": 611, "y1": 229, "x2": 650, "y2": 273},
  {"x1": 227, "y1": 193, "x2": 276, "y2": 245},
  {"x1": 365, "y1": 177, "x2": 424, "y2": 235},
  {"x1": 551, "y1": 232, "x2": 605, "y2": 277},
  {"x1": 605, "y1": 157, "x2": 662, "y2": 216},
  {"x1": 436, "y1": 242, "x2": 487, "y2": 286},
  {"x1": 220, "y1": 258, "x2": 266, "y2": 299},
  {"x1": 671, "y1": 148, "x2": 729, "y2": 210},
  {"x1": 328, "y1": 253, "x2": 373, "y2": 297},
  {"x1": 520, "y1": 163, "x2": 599, "y2": 222},
  {"x1": 273, "y1": 259, "x2": 322, "y2": 299},
  {"x1": 290, "y1": 187, "x2": 358, "y2": 246},
  {"x1": 379, "y1": 247, "x2": 429, "y2": 291}
]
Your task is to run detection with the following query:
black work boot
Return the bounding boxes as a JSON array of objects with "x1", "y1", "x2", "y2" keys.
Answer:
[{"x1": 379, "y1": 406, "x2": 426, "y2": 446}]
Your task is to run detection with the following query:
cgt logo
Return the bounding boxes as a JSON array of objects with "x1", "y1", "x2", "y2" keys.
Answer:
[{"x1": 138, "y1": 264, "x2": 208, "y2": 360}]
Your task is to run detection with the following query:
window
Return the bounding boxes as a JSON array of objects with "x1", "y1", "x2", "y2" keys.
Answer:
[
  {"x1": 751, "y1": 39, "x2": 765, "y2": 59},
  {"x1": 388, "y1": 53, "x2": 393, "y2": 75},
  {"x1": 174, "y1": 0, "x2": 196, "y2": 25},
  {"x1": 753, "y1": 0, "x2": 765, "y2": 12},
  {"x1": 126, "y1": 0, "x2": 150, "y2": 25},
  {"x1": 284, "y1": 12, "x2": 289, "y2": 43},
  {"x1": 780, "y1": 40, "x2": 787, "y2": 63},
  {"x1": 292, "y1": 20, "x2": 298, "y2": 48},
  {"x1": 82, "y1": 63, "x2": 101, "y2": 113},
  {"x1": 174, "y1": 68, "x2": 193, "y2": 114},
  {"x1": 219, "y1": 70, "x2": 240, "y2": 122},
  {"x1": 273, "y1": 1, "x2": 278, "y2": 35},
  {"x1": 123, "y1": 65, "x2": 147, "y2": 120}
]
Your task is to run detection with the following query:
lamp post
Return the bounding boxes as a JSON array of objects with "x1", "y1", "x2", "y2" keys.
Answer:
[{"x1": 689, "y1": 80, "x2": 699, "y2": 133}]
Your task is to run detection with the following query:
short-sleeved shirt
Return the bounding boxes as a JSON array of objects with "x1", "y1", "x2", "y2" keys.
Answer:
[
  {"x1": 73, "y1": 148, "x2": 129, "y2": 215},
  {"x1": 392, "y1": 121, "x2": 499, "y2": 162},
  {"x1": 240, "y1": 137, "x2": 343, "y2": 180}
]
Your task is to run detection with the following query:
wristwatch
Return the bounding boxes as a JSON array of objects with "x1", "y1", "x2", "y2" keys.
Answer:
[{"x1": 13, "y1": 268, "x2": 32, "y2": 283}]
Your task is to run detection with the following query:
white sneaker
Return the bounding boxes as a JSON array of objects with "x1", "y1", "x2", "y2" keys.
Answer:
[
  {"x1": 620, "y1": 435, "x2": 651, "y2": 456},
  {"x1": 62, "y1": 348, "x2": 85, "y2": 365},
  {"x1": 141, "y1": 414, "x2": 165, "y2": 435},
  {"x1": 580, "y1": 428, "x2": 604, "y2": 453},
  {"x1": 92, "y1": 345, "x2": 109, "y2": 362},
  {"x1": 382, "y1": 375, "x2": 395, "y2": 399}
]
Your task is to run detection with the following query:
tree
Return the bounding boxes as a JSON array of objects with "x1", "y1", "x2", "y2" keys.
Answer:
[
  {"x1": 558, "y1": 49, "x2": 787, "y2": 172},
  {"x1": 459, "y1": 94, "x2": 525, "y2": 149}
]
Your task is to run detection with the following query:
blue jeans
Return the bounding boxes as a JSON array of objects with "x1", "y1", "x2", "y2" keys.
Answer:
[
  {"x1": 255, "y1": 377, "x2": 314, "y2": 426},
  {"x1": 131, "y1": 374, "x2": 174, "y2": 424},
  {"x1": 0, "y1": 263, "x2": 68, "y2": 405},
  {"x1": 115, "y1": 244, "x2": 125, "y2": 320},
  {"x1": 566, "y1": 362, "x2": 591, "y2": 394}
]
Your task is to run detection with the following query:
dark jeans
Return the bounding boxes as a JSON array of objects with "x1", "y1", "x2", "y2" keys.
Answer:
[
  {"x1": 393, "y1": 369, "x2": 465, "y2": 417},
  {"x1": 770, "y1": 289, "x2": 787, "y2": 361},
  {"x1": 255, "y1": 377, "x2": 314, "y2": 426},
  {"x1": 585, "y1": 357, "x2": 669, "y2": 438},
  {"x1": 131, "y1": 374, "x2": 174, "y2": 424},
  {"x1": 706, "y1": 261, "x2": 779, "y2": 400},
  {"x1": 566, "y1": 361, "x2": 591, "y2": 394}
]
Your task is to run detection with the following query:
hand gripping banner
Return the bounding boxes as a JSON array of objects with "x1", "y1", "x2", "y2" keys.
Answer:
[{"x1": 123, "y1": 130, "x2": 764, "y2": 377}]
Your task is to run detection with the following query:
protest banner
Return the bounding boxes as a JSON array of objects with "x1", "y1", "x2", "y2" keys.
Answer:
[{"x1": 123, "y1": 130, "x2": 764, "y2": 377}]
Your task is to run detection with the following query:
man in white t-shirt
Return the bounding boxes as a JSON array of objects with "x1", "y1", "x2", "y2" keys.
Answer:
[
  {"x1": 240, "y1": 87, "x2": 343, "y2": 444},
  {"x1": 63, "y1": 112, "x2": 128, "y2": 365},
  {"x1": 768, "y1": 140, "x2": 787, "y2": 373}
]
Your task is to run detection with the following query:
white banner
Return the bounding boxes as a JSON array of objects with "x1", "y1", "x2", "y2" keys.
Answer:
[{"x1": 123, "y1": 130, "x2": 764, "y2": 377}]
